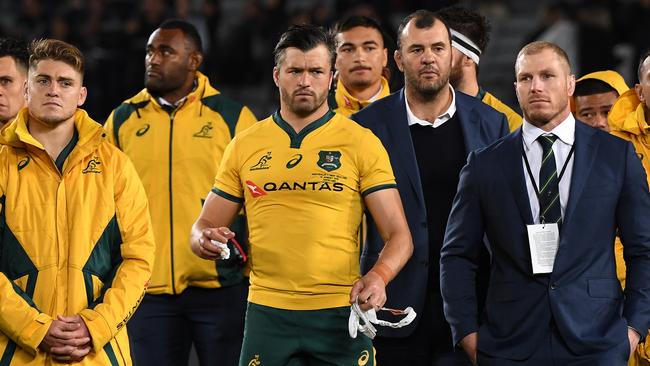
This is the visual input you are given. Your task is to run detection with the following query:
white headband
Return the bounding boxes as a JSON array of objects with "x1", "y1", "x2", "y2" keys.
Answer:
[{"x1": 450, "y1": 29, "x2": 481, "y2": 65}]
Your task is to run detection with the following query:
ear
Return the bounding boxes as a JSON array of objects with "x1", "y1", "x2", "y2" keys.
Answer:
[
  {"x1": 273, "y1": 66, "x2": 280, "y2": 87},
  {"x1": 23, "y1": 79, "x2": 29, "y2": 101},
  {"x1": 567, "y1": 74, "x2": 576, "y2": 97},
  {"x1": 394, "y1": 50, "x2": 403, "y2": 72},
  {"x1": 189, "y1": 51, "x2": 203, "y2": 71},
  {"x1": 462, "y1": 55, "x2": 474, "y2": 68},
  {"x1": 382, "y1": 47, "x2": 388, "y2": 68},
  {"x1": 636, "y1": 83, "x2": 645, "y2": 103},
  {"x1": 77, "y1": 86, "x2": 87, "y2": 107}
]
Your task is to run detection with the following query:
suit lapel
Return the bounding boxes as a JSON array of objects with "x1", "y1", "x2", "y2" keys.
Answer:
[
  {"x1": 501, "y1": 129, "x2": 534, "y2": 225},
  {"x1": 386, "y1": 90, "x2": 425, "y2": 208},
  {"x1": 563, "y1": 121, "x2": 598, "y2": 225}
]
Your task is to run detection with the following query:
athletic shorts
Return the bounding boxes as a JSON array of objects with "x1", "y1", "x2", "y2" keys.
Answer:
[{"x1": 239, "y1": 302, "x2": 375, "y2": 366}]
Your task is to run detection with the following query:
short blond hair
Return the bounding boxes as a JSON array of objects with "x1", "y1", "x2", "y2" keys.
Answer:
[
  {"x1": 29, "y1": 39, "x2": 84, "y2": 76},
  {"x1": 515, "y1": 41, "x2": 570, "y2": 74}
]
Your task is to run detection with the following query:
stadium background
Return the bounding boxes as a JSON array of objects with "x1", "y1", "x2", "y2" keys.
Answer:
[{"x1": 2, "y1": 0, "x2": 650, "y2": 364}]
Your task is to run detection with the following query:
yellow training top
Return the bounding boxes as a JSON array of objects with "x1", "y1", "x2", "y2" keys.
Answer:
[
  {"x1": 329, "y1": 77, "x2": 390, "y2": 117},
  {"x1": 212, "y1": 111, "x2": 396, "y2": 310}
]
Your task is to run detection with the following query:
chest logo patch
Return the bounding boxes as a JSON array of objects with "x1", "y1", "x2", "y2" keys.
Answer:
[
  {"x1": 82, "y1": 157, "x2": 102, "y2": 174},
  {"x1": 193, "y1": 121, "x2": 213, "y2": 138},
  {"x1": 286, "y1": 154, "x2": 302, "y2": 169},
  {"x1": 136, "y1": 123, "x2": 150, "y2": 136},
  {"x1": 250, "y1": 152, "x2": 272, "y2": 171},
  {"x1": 245, "y1": 180, "x2": 267, "y2": 198},
  {"x1": 317, "y1": 150, "x2": 341, "y2": 172},
  {"x1": 17, "y1": 156, "x2": 30, "y2": 171}
]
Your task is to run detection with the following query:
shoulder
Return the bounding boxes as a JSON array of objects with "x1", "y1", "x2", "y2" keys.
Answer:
[
  {"x1": 456, "y1": 90, "x2": 505, "y2": 120},
  {"x1": 352, "y1": 91, "x2": 403, "y2": 123}
]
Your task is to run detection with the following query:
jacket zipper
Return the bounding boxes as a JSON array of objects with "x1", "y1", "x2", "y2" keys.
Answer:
[{"x1": 169, "y1": 111, "x2": 176, "y2": 295}]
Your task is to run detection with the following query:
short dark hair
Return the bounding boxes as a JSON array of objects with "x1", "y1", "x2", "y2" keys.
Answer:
[
  {"x1": 0, "y1": 37, "x2": 29, "y2": 72},
  {"x1": 436, "y1": 5, "x2": 491, "y2": 53},
  {"x1": 396, "y1": 9, "x2": 450, "y2": 49},
  {"x1": 274, "y1": 24, "x2": 335, "y2": 69},
  {"x1": 574, "y1": 78, "x2": 617, "y2": 97},
  {"x1": 158, "y1": 19, "x2": 203, "y2": 54},
  {"x1": 334, "y1": 16, "x2": 386, "y2": 47},
  {"x1": 30, "y1": 39, "x2": 84, "y2": 76},
  {"x1": 638, "y1": 49, "x2": 650, "y2": 81}
]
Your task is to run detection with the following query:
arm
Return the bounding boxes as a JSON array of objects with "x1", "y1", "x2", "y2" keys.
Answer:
[
  {"x1": 190, "y1": 191, "x2": 242, "y2": 260},
  {"x1": 78, "y1": 155, "x2": 155, "y2": 352},
  {"x1": 103, "y1": 110, "x2": 117, "y2": 145},
  {"x1": 617, "y1": 142, "x2": 650, "y2": 342},
  {"x1": 440, "y1": 152, "x2": 485, "y2": 362},
  {"x1": 350, "y1": 188, "x2": 413, "y2": 310}
]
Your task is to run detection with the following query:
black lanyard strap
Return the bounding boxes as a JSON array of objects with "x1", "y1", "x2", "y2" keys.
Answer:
[{"x1": 522, "y1": 141, "x2": 575, "y2": 204}]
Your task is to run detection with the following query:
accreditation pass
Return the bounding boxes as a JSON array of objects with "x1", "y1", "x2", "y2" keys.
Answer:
[{"x1": 526, "y1": 223, "x2": 559, "y2": 274}]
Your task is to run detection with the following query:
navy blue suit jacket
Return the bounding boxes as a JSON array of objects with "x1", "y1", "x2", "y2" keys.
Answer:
[
  {"x1": 352, "y1": 89, "x2": 509, "y2": 337},
  {"x1": 440, "y1": 122, "x2": 650, "y2": 359}
]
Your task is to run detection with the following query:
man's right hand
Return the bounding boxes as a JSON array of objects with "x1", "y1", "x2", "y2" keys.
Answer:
[
  {"x1": 39, "y1": 317, "x2": 91, "y2": 361},
  {"x1": 193, "y1": 227, "x2": 235, "y2": 260},
  {"x1": 460, "y1": 332, "x2": 478, "y2": 365}
]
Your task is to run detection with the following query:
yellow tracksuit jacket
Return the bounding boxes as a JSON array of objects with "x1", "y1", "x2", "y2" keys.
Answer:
[
  {"x1": 478, "y1": 88, "x2": 523, "y2": 132},
  {"x1": 608, "y1": 89, "x2": 650, "y2": 365},
  {"x1": 328, "y1": 77, "x2": 390, "y2": 117},
  {"x1": 0, "y1": 108, "x2": 155, "y2": 365},
  {"x1": 104, "y1": 72, "x2": 256, "y2": 295}
]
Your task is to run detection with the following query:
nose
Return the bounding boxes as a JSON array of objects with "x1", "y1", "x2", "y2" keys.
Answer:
[
  {"x1": 594, "y1": 114, "x2": 610, "y2": 132},
  {"x1": 530, "y1": 76, "x2": 543, "y2": 92},
  {"x1": 421, "y1": 48, "x2": 435, "y2": 64},
  {"x1": 298, "y1": 72, "x2": 311, "y2": 87},
  {"x1": 146, "y1": 51, "x2": 161, "y2": 66}
]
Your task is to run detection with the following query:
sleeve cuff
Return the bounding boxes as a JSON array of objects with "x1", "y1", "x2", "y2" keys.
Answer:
[
  {"x1": 16, "y1": 313, "x2": 52, "y2": 356},
  {"x1": 211, "y1": 187, "x2": 244, "y2": 203},
  {"x1": 361, "y1": 183, "x2": 397, "y2": 197},
  {"x1": 79, "y1": 308, "x2": 113, "y2": 352}
]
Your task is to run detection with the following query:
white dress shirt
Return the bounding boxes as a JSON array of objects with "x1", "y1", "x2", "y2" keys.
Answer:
[
  {"x1": 521, "y1": 114, "x2": 576, "y2": 224},
  {"x1": 405, "y1": 85, "x2": 457, "y2": 128}
]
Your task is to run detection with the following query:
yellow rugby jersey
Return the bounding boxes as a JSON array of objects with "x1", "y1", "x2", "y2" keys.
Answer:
[
  {"x1": 478, "y1": 88, "x2": 523, "y2": 132},
  {"x1": 328, "y1": 77, "x2": 390, "y2": 117},
  {"x1": 212, "y1": 111, "x2": 396, "y2": 310}
]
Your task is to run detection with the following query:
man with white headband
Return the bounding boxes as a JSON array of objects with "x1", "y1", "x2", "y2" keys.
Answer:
[{"x1": 438, "y1": 5, "x2": 523, "y2": 132}]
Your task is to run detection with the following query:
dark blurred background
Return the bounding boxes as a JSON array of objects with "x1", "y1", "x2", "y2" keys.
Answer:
[{"x1": 1, "y1": 0, "x2": 648, "y2": 124}]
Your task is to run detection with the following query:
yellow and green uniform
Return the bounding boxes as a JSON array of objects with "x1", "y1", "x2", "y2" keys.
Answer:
[
  {"x1": 104, "y1": 71, "x2": 256, "y2": 296},
  {"x1": 478, "y1": 88, "x2": 523, "y2": 132},
  {"x1": 608, "y1": 88, "x2": 650, "y2": 365},
  {"x1": 328, "y1": 77, "x2": 390, "y2": 117},
  {"x1": 0, "y1": 109, "x2": 155, "y2": 365},
  {"x1": 212, "y1": 110, "x2": 396, "y2": 310}
]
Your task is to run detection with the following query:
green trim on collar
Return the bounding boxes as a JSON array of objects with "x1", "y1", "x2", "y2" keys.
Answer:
[
  {"x1": 272, "y1": 109, "x2": 335, "y2": 149},
  {"x1": 55, "y1": 128, "x2": 79, "y2": 172},
  {"x1": 476, "y1": 87, "x2": 487, "y2": 101}
]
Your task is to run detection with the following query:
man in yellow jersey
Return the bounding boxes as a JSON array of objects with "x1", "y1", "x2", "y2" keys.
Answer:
[
  {"x1": 572, "y1": 70, "x2": 628, "y2": 131},
  {"x1": 104, "y1": 20, "x2": 256, "y2": 366},
  {"x1": 329, "y1": 16, "x2": 390, "y2": 117},
  {"x1": 190, "y1": 24, "x2": 413, "y2": 366},
  {"x1": 607, "y1": 52, "x2": 650, "y2": 366},
  {"x1": 0, "y1": 39, "x2": 154, "y2": 365},
  {"x1": 437, "y1": 5, "x2": 523, "y2": 131},
  {"x1": 0, "y1": 37, "x2": 28, "y2": 129}
]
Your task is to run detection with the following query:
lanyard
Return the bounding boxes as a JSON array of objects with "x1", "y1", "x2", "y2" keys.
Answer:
[{"x1": 522, "y1": 141, "x2": 575, "y2": 221}]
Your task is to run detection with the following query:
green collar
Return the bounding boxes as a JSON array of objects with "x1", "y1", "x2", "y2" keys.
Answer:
[
  {"x1": 272, "y1": 109, "x2": 335, "y2": 149},
  {"x1": 476, "y1": 87, "x2": 487, "y2": 101},
  {"x1": 55, "y1": 128, "x2": 79, "y2": 173}
]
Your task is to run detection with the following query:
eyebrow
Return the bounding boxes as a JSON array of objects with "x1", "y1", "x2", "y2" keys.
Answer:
[{"x1": 35, "y1": 74, "x2": 75, "y2": 83}]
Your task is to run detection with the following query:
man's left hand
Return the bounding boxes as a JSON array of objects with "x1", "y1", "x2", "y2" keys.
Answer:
[{"x1": 349, "y1": 271, "x2": 386, "y2": 311}]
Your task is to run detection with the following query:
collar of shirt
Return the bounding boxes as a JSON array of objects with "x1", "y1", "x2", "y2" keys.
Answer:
[
  {"x1": 405, "y1": 85, "x2": 457, "y2": 128},
  {"x1": 156, "y1": 78, "x2": 198, "y2": 108},
  {"x1": 522, "y1": 113, "x2": 576, "y2": 152}
]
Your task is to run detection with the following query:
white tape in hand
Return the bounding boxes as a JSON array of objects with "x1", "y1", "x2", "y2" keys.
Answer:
[{"x1": 210, "y1": 240, "x2": 231, "y2": 260}]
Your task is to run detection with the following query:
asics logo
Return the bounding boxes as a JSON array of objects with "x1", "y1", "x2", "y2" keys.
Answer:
[
  {"x1": 286, "y1": 154, "x2": 302, "y2": 169},
  {"x1": 136, "y1": 124, "x2": 150, "y2": 136}
]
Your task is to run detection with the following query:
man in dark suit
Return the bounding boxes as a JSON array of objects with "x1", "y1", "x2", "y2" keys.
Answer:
[
  {"x1": 440, "y1": 41, "x2": 650, "y2": 365},
  {"x1": 352, "y1": 9, "x2": 508, "y2": 366}
]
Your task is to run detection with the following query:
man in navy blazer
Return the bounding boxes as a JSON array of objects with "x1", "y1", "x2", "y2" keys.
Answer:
[
  {"x1": 352, "y1": 9, "x2": 508, "y2": 365},
  {"x1": 440, "y1": 41, "x2": 650, "y2": 365}
]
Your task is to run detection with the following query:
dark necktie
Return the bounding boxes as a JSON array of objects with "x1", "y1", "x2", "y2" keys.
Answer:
[{"x1": 537, "y1": 134, "x2": 562, "y2": 225}]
